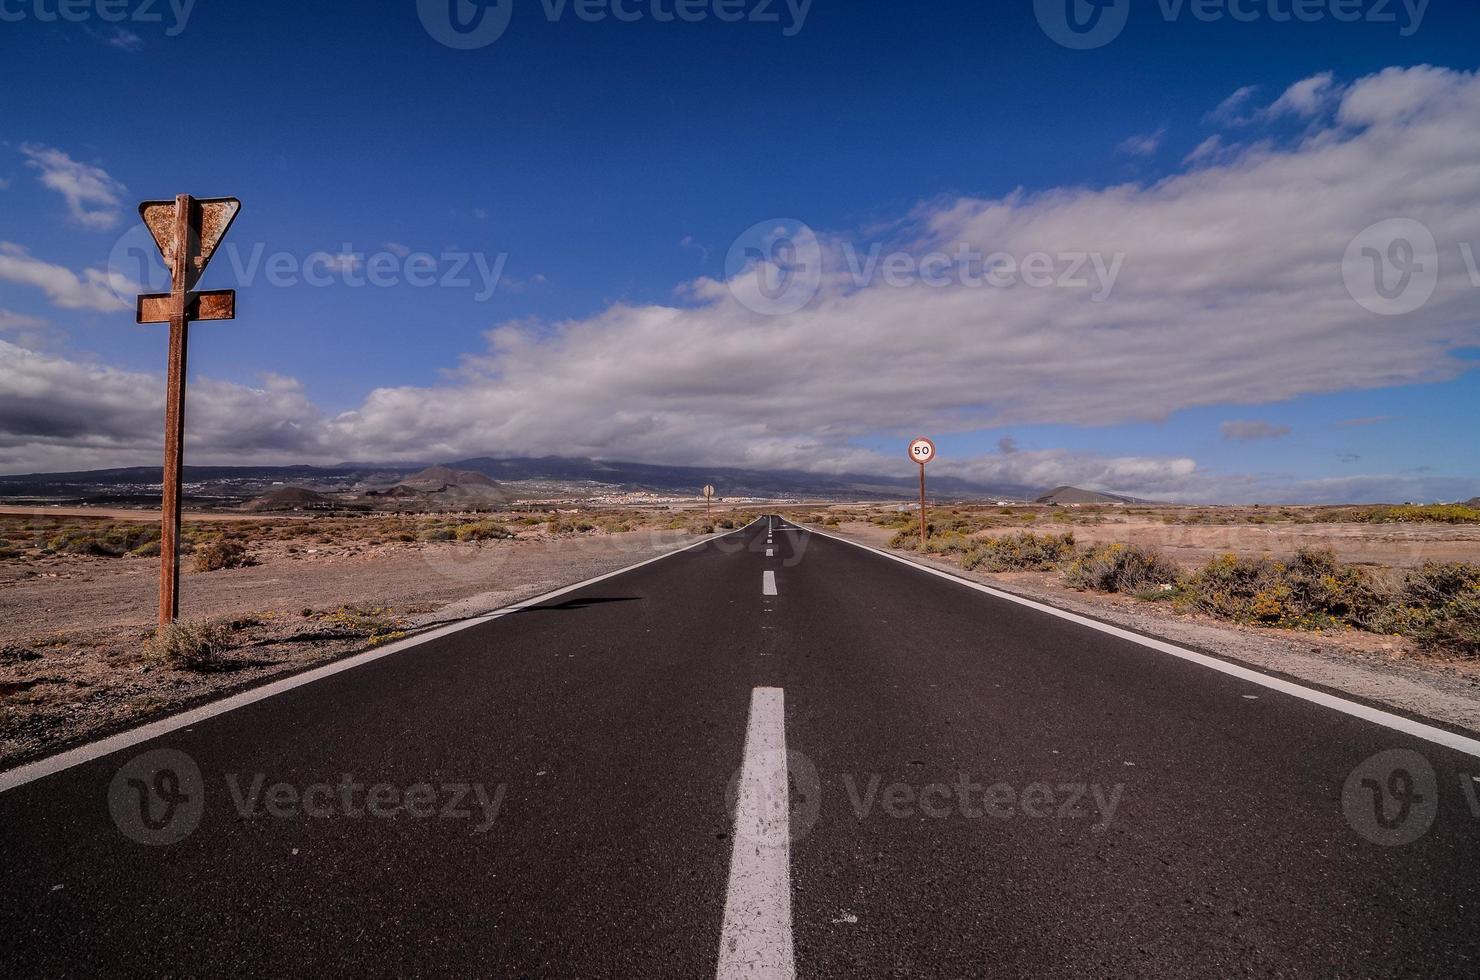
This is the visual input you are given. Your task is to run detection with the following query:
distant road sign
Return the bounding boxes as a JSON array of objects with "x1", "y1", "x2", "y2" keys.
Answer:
[
  {"x1": 703, "y1": 485, "x2": 716, "y2": 499},
  {"x1": 909, "y1": 438, "x2": 936, "y2": 465}
]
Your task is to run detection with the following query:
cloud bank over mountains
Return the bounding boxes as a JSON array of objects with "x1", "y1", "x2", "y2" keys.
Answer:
[{"x1": 1, "y1": 66, "x2": 1477, "y2": 502}]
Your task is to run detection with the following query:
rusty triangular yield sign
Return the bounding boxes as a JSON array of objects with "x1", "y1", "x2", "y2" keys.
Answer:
[{"x1": 138, "y1": 197, "x2": 241, "y2": 290}]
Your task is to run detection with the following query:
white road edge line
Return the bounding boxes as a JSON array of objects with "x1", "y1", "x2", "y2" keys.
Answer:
[
  {"x1": 763, "y1": 571, "x2": 778, "y2": 596},
  {"x1": 0, "y1": 518, "x2": 766, "y2": 794},
  {"x1": 799, "y1": 523, "x2": 1480, "y2": 760},
  {"x1": 717, "y1": 687, "x2": 795, "y2": 980}
]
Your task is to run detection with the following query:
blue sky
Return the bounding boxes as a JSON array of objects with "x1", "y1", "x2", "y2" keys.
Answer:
[{"x1": 1, "y1": 0, "x2": 1478, "y2": 501}]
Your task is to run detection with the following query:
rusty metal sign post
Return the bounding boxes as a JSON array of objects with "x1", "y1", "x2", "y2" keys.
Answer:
[
  {"x1": 136, "y1": 194, "x2": 241, "y2": 626},
  {"x1": 909, "y1": 438, "x2": 936, "y2": 549}
]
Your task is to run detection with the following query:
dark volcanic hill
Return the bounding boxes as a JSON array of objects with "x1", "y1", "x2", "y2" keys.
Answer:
[
  {"x1": 245, "y1": 486, "x2": 339, "y2": 512},
  {"x1": 398, "y1": 466, "x2": 504, "y2": 491},
  {"x1": 373, "y1": 465, "x2": 517, "y2": 508},
  {"x1": 1036, "y1": 485, "x2": 1146, "y2": 505}
]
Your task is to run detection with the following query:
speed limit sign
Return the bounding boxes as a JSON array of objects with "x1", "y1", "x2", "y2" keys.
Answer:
[{"x1": 909, "y1": 438, "x2": 936, "y2": 465}]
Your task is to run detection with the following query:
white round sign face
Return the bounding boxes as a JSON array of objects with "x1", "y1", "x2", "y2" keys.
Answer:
[{"x1": 909, "y1": 438, "x2": 936, "y2": 465}]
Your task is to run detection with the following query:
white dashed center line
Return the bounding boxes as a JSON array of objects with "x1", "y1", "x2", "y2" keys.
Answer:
[
  {"x1": 717, "y1": 687, "x2": 795, "y2": 980},
  {"x1": 763, "y1": 571, "x2": 778, "y2": 596}
]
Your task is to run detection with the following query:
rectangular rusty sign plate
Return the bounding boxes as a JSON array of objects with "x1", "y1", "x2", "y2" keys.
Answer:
[{"x1": 136, "y1": 290, "x2": 237, "y2": 324}]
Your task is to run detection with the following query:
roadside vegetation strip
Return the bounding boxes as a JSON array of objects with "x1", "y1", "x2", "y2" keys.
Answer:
[
  {"x1": 882, "y1": 526, "x2": 1478, "y2": 659},
  {"x1": 797, "y1": 523, "x2": 1480, "y2": 760},
  {"x1": 0, "y1": 519, "x2": 761, "y2": 793}
]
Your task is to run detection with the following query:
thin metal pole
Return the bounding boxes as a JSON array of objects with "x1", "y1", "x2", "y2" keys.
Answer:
[
  {"x1": 159, "y1": 194, "x2": 193, "y2": 626},
  {"x1": 919, "y1": 464, "x2": 927, "y2": 550}
]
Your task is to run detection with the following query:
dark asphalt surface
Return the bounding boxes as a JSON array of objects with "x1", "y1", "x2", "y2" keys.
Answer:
[{"x1": 2, "y1": 517, "x2": 1478, "y2": 978}]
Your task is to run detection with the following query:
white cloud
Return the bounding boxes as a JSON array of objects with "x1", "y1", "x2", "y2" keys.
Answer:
[
  {"x1": 1221, "y1": 420, "x2": 1291, "y2": 442},
  {"x1": 382, "y1": 241, "x2": 413, "y2": 258},
  {"x1": 0, "y1": 308, "x2": 49, "y2": 348},
  {"x1": 1117, "y1": 127, "x2": 1166, "y2": 157},
  {"x1": 1211, "y1": 85, "x2": 1259, "y2": 123},
  {"x1": 1337, "y1": 64, "x2": 1465, "y2": 128},
  {"x1": 1183, "y1": 135, "x2": 1226, "y2": 165},
  {"x1": 20, "y1": 144, "x2": 127, "y2": 230},
  {"x1": 1265, "y1": 72, "x2": 1339, "y2": 119},
  {"x1": 680, "y1": 235, "x2": 711, "y2": 262},
  {"x1": 0, "y1": 310, "x2": 44, "y2": 332},
  {"x1": 0, "y1": 243, "x2": 133, "y2": 312},
  {"x1": 106, "y1": 28, "x2": 143, "y2": 51},
  {"x1": 0, "y1": 340, "x2": 329, "y2": 473},
  {"x1": 308, "y1": 250, "x2": 364, "y2": 275}
]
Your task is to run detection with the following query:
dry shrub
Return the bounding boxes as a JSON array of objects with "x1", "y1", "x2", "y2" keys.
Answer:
[
  {"x1": 1064, "y1": 543, "x2": 1182, "y2": 595},
  {"x1": 193, "y1": 538, "x2": 257, "y2": 572},
  {"x1": 1384, "y1": 563, "x2": 1480, "y2": 657},
  {"x1": 145, "y1": 620, "x2": 231, "y2": 670},
  {"x1": 453, "y1": 521, "x2": 515, "y2": 542}
]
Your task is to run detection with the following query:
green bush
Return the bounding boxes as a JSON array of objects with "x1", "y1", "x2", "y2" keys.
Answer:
[
  {"x1": 1354, "y1": 504, "x2": 1480, "y2": 525},
  {"x1": 1181, "y1": 548, "x2": 1385, "y2": 628},
  {"x1": 962, "y1": 532, "x2": 1078, "y2": 572},
  {"x1": 47, "y1": 524, "x2": 161, "y2": 557},
  {"x1": 1064, "y1": 543, "x2": 1182, "y2": 595},
  {"x1": 453, "y1": 521, "x2": 515, "y2": 542}
]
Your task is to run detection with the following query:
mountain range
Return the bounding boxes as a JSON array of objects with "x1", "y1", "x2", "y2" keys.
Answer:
[{"x1": 0, "y1": 456, "x2": 1040, "y2": 504}]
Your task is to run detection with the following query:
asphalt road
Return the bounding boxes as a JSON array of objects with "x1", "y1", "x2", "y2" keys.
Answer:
[{"x1": 2, "y1": 516, "x2": 1478, "y2": 978}]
